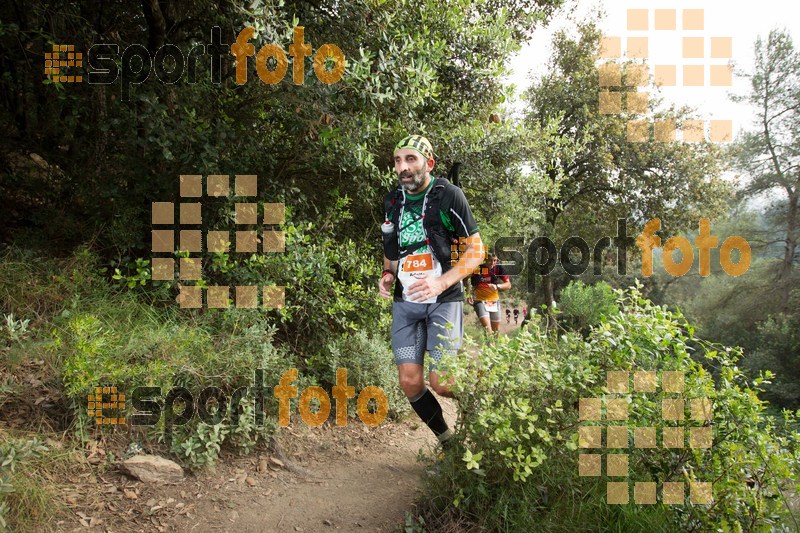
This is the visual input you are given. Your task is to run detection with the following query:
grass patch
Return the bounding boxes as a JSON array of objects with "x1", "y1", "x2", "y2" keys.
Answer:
[{"x1": 0, "y1": 432, "x2": 81, "y2": 531}]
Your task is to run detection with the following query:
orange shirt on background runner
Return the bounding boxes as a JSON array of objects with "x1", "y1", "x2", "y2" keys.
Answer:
[{"x1": 471, "y1": 265, "x2": 509, "y2": 302}]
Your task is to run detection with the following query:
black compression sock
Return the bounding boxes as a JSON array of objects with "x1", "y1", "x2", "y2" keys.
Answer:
[{"x1": 409, "y1": 388, "x2": 449, "y2": 438}]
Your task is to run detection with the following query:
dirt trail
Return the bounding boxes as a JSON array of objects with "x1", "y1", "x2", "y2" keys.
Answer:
[
  {"x1": 168, "y1": 396, "x2": 458, "y2": 532},
  {"x1": 55, "y1": 396, "x2": 455, "y2": 532}
]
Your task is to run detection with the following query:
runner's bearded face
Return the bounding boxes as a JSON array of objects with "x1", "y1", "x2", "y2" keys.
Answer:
[{"x1": 397, "y1": 158, "x2": 427, "y2": 193}]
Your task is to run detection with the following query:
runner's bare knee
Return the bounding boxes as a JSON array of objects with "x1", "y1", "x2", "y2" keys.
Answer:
[{"x1": 398, "y1": 365, "x2": 424, "y2": 397}]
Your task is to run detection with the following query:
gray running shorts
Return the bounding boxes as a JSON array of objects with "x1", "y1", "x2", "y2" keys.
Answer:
[
  {"x1": 391, "y1": 301, "x2": 463, "y2": 371},
  {"x1": 473, "y1": 300, "x2": 501, "y2": 322}
]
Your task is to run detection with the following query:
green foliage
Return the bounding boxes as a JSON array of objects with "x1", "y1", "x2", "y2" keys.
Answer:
[
  {"x1": 0, "y1": 0, "x2": 564, "y2": 258},
  {"x1": 169, "y1": 421, "x2": 228, "y2": 469},
  {"x1": 744, "y1": 314, "x2": 800, "y2": 411},
  {"x1": 112, "y1": 258, "x2": 151, "y2": 290},
  {"x1": 226, "y1": 400, "x2": 278, "y2": 456},
  {"x1": 732, "y1": 29, "x2": 800, "y2": 251},
  {"x1": 270, "y1": 219, "x2": 391, "y2": 358},
  {"x1": 703, "y1": 27, "x2": 800, "y2": 411},
  {"x1": 130, "y1": 197, "x2": 392, "y2": 367},
  {"x1": 657, "y1": 208, "x2": 800, "y2": 410},
  {"x1": 423, "y1": 286, "x2": 800, "y2": 531},
  {"x1": 0, "y1": 437, "x2": 52, "y2": 531},
  {"x1": 0, "y1": 246, "x2": 109, "y2": 323},
  {"x1": 525, "y1": 22, "x2": 732, "y2": 232},
  {"x1": 310, "y1": 330, "x2": 409, "y2": 420},
  {"x1": 53, "y1": 290, "x2": 292, "y2": 468},
  {"x1": 0, "y1": 243, "x2": 406, "y2": 471},
  {"x1": 520, "y1": 22, "x2": 732, "y2": 307},
  {"x1": 559, "y1": 280, "x2": 619, "y2": 332}
]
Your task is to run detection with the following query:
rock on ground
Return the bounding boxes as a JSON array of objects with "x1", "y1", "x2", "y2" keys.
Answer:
[{"x1": 120, "y1": 455, "x2": 184, "y2": 484}]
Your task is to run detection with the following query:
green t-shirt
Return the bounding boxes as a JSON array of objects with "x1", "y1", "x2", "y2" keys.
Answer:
[{"x1": 383, "y1": 178, "x2": 479, "y2": 302}]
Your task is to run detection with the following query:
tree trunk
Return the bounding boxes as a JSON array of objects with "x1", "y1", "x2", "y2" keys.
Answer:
[
  {"x1": 543, "y1": 198, "x2": 559, "y2": 330},
  {"x1": 141, "y1": 0, "x2": 167, "y2": 51},
  {"x1": 542, "y1": 272, "x2": 557, "y2": 330},
  {"x1": 779, "y1": 186, "x2": 798, "y2": 311},
  {"x1": 542, "y1": 271, "x2": 555, "y2": 308}
]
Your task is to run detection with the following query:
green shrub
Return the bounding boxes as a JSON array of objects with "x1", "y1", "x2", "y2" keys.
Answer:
[
  {"x1": 559, "y1": 280, "x2": 619, "y2": 333},
  {"x1": 55, "y1": 297, "x2": 295, "y2": 468},
  {"x1": 463, "y1": 322, "x2": 487, "y2": 342},
  {"x1": 133, "y1": 200, "x2": 393, "y2": 367},
  {"x1": 309, "y1": 330, "x2": 409, "y2": 420},
  {"x1": 423, "y1": 285, "x2": 800, "y2": 531},
  {"x1": 0, "y1": 246, "x2": 110, "y2": 322},
  {"x1": 744, "y1": 314, "x2": 800, "y2": 411}
]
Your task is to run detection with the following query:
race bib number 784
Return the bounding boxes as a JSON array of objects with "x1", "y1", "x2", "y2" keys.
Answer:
[{"x1": 403, "y1": 252, "x2": 433, "y2": 273}]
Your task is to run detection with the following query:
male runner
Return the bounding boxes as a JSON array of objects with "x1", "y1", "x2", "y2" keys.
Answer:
[
  {"x1": 378, "y1": 135, "x2": 484, "y2": 446},
  {"x1": 466, "y1": 253, "x2": 511, "y2": 335}
]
